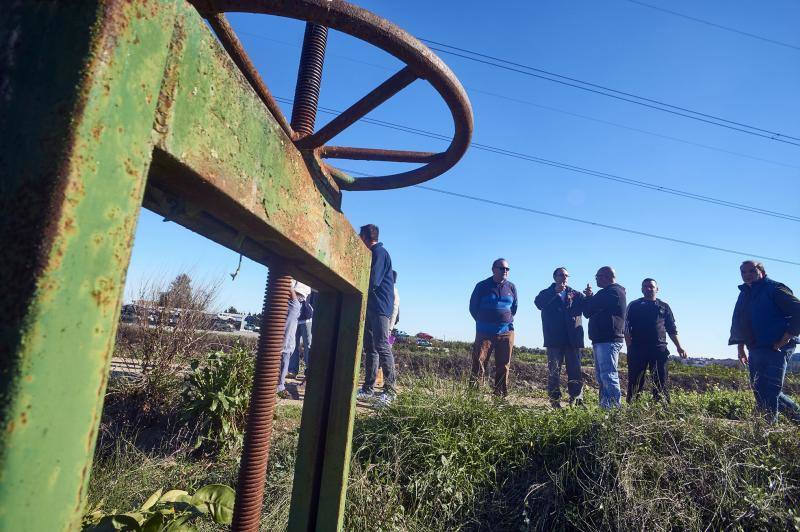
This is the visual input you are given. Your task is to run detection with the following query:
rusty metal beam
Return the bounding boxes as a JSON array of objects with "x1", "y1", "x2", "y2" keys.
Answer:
[
  {"x1": 147, "y1": 3, "x2": 369, "y2": 292},
  {"x1": 0, "y1": 2, "x2": 177, "y2": 529},
  {"x1": 1, "y1": 2, "x2": 370, "y2": 530}
]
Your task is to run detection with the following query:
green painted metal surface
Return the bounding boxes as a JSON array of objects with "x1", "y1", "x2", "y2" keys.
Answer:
[
  {"x1": 1, "y1": 1, "x2": 370, "y2": 530},
  {"x1": 291, "y1": 292, "x2": 366, "y2": 531},
  {"x1": 146, "y1": 1, "x2": 370, "y2": 294},
  {"x1": 0, "y1": 2, "x2": 177, "y2": 529}
]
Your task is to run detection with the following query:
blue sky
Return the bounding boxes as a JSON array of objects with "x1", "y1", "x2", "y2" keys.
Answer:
[{"x1": 125, "y1": 0, "x2": 800, "y2": 357}]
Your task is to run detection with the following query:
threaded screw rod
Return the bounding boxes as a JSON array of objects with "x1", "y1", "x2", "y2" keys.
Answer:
[
  {"x1": 291, "y1": 23, "x2": 328, "y2": 137},
  {"x1": 232, "y1": 270, "x2": 292, "y2": 531}
]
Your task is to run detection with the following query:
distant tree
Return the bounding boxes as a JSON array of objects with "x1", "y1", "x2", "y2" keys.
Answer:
[
  {"x1": 159, "y1": 273, "x2": 194, "y2": 309},
  {"x1": 225, "y1": 306, "x2": 240, "y2": 314}
]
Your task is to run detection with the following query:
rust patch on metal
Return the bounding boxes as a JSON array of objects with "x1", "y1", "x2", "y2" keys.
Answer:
[
  {"x1": 153, "y1": 18, "x2": 186, "y2": 139},
  {"x1": 90, "y1": 277, "x2": 116, "y2": 311}
]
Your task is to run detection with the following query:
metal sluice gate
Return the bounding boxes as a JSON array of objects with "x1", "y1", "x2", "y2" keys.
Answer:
[{"x1": 0, "y1": 1, "x2": 472, "y2": 530}]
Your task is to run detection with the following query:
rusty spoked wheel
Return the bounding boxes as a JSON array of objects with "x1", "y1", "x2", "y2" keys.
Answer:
[{"x1": 194, "y1": 0, "x2": 473, "y2": 191}]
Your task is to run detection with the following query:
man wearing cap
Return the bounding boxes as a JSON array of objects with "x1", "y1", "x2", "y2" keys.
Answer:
[{"x1": 535, "y1": 266, "x2": 585, "y2": 407}]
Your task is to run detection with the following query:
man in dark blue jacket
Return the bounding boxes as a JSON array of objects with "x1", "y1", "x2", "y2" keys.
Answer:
[
  {"x1": 582, "y1": 266, "x2": 626, "y2": 409},
  {"x1": 356, "y1": 224, "x2": 397, "y2": 407},
  {"x1": 730, "y1": 260, "x2": 800, "y2": 423},
  {"x1": 469, "y1": 258, "x2": 518, "y2": 397},
  {"x1": 534, "y1": 267, "x2": 585, "y2": 407}
]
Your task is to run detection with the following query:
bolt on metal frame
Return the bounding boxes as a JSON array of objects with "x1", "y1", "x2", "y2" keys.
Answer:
[{"x1": 0, "y1": 1, "x2": 471, "y2": 531}]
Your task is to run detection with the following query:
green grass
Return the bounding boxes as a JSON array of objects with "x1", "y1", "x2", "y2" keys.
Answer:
[
  {"x1": 90, "y1": 340, "x2": 800, "y2": 531},
  {"x1": 344, "y1": 384, "x2": 800, "y2": 531}
]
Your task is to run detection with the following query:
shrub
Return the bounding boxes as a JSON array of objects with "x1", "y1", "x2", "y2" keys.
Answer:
[
  {"x1": 347, "y1": 385, "x2": 800, "y2": 531},
  {"x1": 82, "y1": 484, "x2": 234, "y2": 531},
  {"x1": 180, "y1": 346, "x2": 255, "y2": 452}
]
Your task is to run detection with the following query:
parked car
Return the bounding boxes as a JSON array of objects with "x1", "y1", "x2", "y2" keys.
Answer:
[
  {"x1": 416, "y1": 338, "x2": 433, "y2": 348},
  {"x1": 212, "y1": 320, "x2": 236, "y2": 332}
]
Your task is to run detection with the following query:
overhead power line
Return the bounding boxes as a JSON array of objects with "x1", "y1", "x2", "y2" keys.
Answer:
[
  {"x1": 415, "y1": 186, "x2": 800, "y2": 266},
  {"x1": 418, "y1": 38, "x2": 800, "y2": 147},
  {"x1": 338, "y1": 167, "x2": 799, "y2": 267},
  {"x1": 469, "y1": 88, "x2": 800, "y2": 171},
  {"x1": 622, "y1": 0, "x2": 800, "y2": 52},
  {"x1": 238, "y1": 29, "x2": 799, "y2": 169},
  {"x1": 274, "y1": 96, "x2": 800, "y2": 223}
]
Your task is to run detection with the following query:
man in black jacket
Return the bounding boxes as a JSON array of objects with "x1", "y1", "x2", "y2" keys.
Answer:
[
  {"x1": 625, "y1": 278, "x2": 687, "y2": 403},
  {"x1": 582, "y1": 266, "x2": 626, "y2": 409},
  {"x1": 534, "y1": 267, "x2": 585, "y2": 407}
]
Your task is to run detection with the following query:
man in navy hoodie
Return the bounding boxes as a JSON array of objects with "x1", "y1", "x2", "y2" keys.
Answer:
[
  {"x1": 469, "y1": 258, "x2": 518, "y2": 397},
  {"x1": 356, "y1": 224, "x2": 397, "y2": 407},
  {"x1": 730, "y1": 260, "x2": 800, "y2": 423},
  {"x1": 582, "y1": 266, "x2": 626, "y2": 409}
]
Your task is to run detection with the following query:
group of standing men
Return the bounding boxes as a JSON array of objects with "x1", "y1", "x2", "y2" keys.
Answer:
[
  {"x1": 276, "y1": 227, "x2": 800, "y2": 425},
  {"x1": 469, "y1": 260, "x2": 685, "y2": 408},
  {"x1": 469, "y1": 258, "x2": 800, "y2": 423}
]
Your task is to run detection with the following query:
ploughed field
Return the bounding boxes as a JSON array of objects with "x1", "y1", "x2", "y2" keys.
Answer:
[{"x1": 87, "y1": 331, "x2": 800, "y2": 531}]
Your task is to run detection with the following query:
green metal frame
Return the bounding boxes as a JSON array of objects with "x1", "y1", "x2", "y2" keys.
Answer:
[{"x1": 1, "y1": 1, "x2": 370, "y2": 530}]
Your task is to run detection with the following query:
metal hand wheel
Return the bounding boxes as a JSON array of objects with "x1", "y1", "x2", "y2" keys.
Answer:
[{"x1": 193, "y1": 0, "x2": 473, "y2": 191}]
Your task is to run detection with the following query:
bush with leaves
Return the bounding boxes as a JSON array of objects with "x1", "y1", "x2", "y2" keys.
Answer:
[
  {"x1": 82, "y1": 484, "x2": 234, "y2": 531},
  {"x1": 181, "y1": 346, "x2": 255, "y2": 452},
  {"x1": 347, "y1": 385, "x2": 800, "y2": 531}
]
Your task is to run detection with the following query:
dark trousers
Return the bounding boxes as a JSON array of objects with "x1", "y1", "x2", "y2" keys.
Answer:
[
  {"x1": 626, "y1": 345, "x2": 669, "y2": 403},
  {"x1": 471, "y1": 330, "x2": 514, "y2": 396},
  {"x1": 748, "y1": 346, "x2": 800, "y2": 423},
  {"x1": 546, "y1": 346, "x2": 583, "y2": 401},
  {"x1": 362, "y1": 313, "x2": 396, "y2": 394}
]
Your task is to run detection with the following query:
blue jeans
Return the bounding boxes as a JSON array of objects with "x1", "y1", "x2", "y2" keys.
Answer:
[
  {"x1": 361, "y1": 313, "x2": 396, "y2": 395},
  {"x1": 277, "y1": 299, "x2": 301, "y2": 392},
  {"x1": 748, "y1": 346, "x2": 800, "y2": 423},
  {"x1": 288, "y1": 320, "x2": 312, "y2": 375},
  {"x1": 593, "y1": 342, "x2": 622, "y2": 409}
]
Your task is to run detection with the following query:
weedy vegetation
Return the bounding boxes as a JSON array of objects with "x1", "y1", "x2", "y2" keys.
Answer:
[{"x1": 89, "y1": 324, "x2": 800, "y2": 531}]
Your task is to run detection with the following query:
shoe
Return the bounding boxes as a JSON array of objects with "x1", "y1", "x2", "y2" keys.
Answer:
[
  {"x1": 356, "y1": 389, "x2": 375, "y2": 401},
  {"x1": 277, "y1": 390, "x2": 290, "y2": 399},
  {"x1": 550, "y1": 399, "x2": 562, "y2": 409},
  {"x1": 373, "y1": 393, "x2": 395, "y2": 408},
  {"x1": 569, "y1": 396, "x2": 584, "y2": 407}
]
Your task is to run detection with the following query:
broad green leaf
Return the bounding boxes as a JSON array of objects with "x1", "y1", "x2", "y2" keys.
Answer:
[
  {"x1": 162, "y1": 513, "x2": 198, "y2": 532},
  {"x1": 86, "y1": 514, "x2": 141, "y2": 531},
  {"x1": 140, "y1": 513, "x2": 164, "y2": 532},
  {"x1": 158, "y1": 490, "x2": 189, "y2": 503},
  {"x1": 140, "y1": 489, "x2": 163, "y2": 511},
  {"x1": 191, "y1": 484, "x2": 235, "y2": 524},
  {"x1": 123, "y1": 512, "x2": 146, "y2": 524}
]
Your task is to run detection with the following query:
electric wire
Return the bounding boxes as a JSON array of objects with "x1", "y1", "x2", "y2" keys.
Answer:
[
  {"x1": 274, "y1": 96, "x2": 800, "y2": 223},
  {"x1": 469, "y1": 88, "x2": 800, "y2": 171},
  {"x1": 337, "y1": 167, "x2": 800, "y2": 267},
  {"x1": 237, "y1": 29, "x2": 800, "y2": 169},
  {"x1": 621, "y1": 0, "x2": 800, "y2": 52},
  {"x1": 419, "y1": 39, "x2": 800, "y2": 147}
]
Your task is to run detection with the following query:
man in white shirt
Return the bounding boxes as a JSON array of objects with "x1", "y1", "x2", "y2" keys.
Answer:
[{"x1": 277, "y1": 279, "x2": 310, "y2": 398}]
